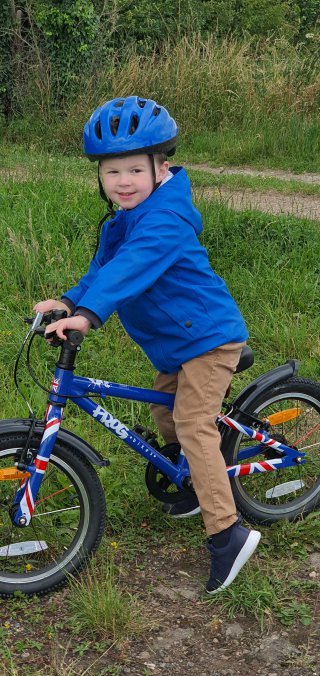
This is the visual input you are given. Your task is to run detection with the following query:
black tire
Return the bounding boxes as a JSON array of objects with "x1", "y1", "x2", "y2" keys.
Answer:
[
  {"x1": 221, "y1": 377, "x2": 320, "y2": 525},
  {"x1": 0, "y1": 431, "x2": 106, "y2": 597}
]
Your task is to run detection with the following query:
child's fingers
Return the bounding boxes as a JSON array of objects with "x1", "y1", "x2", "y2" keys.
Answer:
[
  {"x1": 33, "y1": 299, "x2": 55, "y2": 312},
  {"x1": 44, "y1": 316, "x2": 90, "y2": 340},
  {"x1": 45, "y1": 319, "x2": 68, "y2": 340},
  {"x1": 33, "y1": 299, "x2": 69, "y2": 314}
]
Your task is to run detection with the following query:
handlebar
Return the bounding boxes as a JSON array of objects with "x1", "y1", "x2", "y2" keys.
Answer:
[{"x1": 25, "y1": 311, "x2": 84, "y2": 348}]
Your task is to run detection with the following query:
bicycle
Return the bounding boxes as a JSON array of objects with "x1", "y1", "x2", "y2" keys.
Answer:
[{"x1": 0, "y1": 310, "x2": 319, "y2": 597}]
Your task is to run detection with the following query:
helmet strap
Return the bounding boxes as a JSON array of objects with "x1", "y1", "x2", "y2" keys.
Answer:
[
  {"x1": 92, "y1": 164, "x2": 116, "y2": 258},
  {"x1": 149, "y1": 154, "x2": 161, "y2": 193},
  {"x1": 97, "y1": 164, "x2": 115, "y2": 217}
]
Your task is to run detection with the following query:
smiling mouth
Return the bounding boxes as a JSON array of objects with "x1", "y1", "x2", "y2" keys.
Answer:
[{"x1": 118, "y1": 192, "x2": 135, "y2": 197}]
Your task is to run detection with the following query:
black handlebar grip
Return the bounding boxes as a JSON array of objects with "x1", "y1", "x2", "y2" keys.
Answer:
[{"x1": 65, "y1": 330, "x2": 84, "y2": 346}]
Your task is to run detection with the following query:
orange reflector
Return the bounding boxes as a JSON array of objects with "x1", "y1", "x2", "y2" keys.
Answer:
[
  {"x1": 0, "y1": 468, "x2": 30, "y2": 481},
  {"x1": 266, "y1": 408, "x2": 302, "y2": 425}
]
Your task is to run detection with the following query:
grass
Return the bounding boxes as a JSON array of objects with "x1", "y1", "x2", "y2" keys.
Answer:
[
  {"x1": 2, "y1": 143, "x2": 320, "y2": 201},
  {"x1": 205, "y1": 561, "x2": 317, "y2": 630},
  {"x1": 1, "y1": 153, "x2": 319, "y2": 409},
  {"x1": 0, "y1": 146, "x2": 319, "y2": 671},
  {"x1": 3, "y1": 34, "x2": 320, "y2": 171},
  {"x1": 67, "y1": 553, "x2": 147, "y2": 641},
  {"x1": 176, "y1": 116, "x2": 320, "y2": 172}
]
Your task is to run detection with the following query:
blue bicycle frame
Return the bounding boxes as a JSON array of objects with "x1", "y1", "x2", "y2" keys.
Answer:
[{"x1": 11, "y1": 355, "x2": 305, "y2": 528}]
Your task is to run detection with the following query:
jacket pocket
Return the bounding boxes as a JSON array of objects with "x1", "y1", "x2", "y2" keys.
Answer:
[{"x1": 146, "y1": 286, "x2": 208, "y2": 339}]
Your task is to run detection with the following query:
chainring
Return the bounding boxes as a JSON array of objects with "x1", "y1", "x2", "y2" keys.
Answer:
[{"x1": 145, "y1": 443, "x2": 193, "y2": 504}]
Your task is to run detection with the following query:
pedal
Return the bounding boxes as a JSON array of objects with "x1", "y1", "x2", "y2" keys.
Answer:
[{"x1": 132, "y1": 424, "x2": 160, "y2": 450}]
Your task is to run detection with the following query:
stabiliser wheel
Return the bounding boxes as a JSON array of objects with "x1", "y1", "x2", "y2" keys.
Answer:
[{"x1": 145, "y1": 443, "x2": 194, "y2": 504}]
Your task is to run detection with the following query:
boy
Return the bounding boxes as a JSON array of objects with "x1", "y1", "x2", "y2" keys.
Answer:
[{"x1": 34, "y1": 96, "x2": 261, "y2": 593}]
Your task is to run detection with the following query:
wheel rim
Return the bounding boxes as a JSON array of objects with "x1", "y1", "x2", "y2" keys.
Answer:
[
  {"x1": 0, "y1": 448, "x2": 90, "y2": 585},
  {"x1": 232, "y1": 391, "x2": 320, "y2": 515}
]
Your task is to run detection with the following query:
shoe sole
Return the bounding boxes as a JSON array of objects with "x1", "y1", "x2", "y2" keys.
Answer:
[
  {"x1": 170, "y1": 506, "x2": 201, "y2": 518},
  {"x1": 206, "y1": 530, "x2": 261, "y2": 595}
]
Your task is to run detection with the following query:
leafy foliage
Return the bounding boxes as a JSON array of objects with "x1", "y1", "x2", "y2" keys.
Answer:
[
  {"x1": 296, "y1": 0, "x2": 320, "y2": 33},
  {"x1": 234, "y1": 0, "x2": 300, "y2": 38},
  {"x1": 30, "y1": 0, "x2": 99, "y2": 97},
  {"x1": 0, "y1": 0, "x2": 15, "y2": 117},
  {"x1": 1, "y1": 0, "x2": 319, "y2": 120}
]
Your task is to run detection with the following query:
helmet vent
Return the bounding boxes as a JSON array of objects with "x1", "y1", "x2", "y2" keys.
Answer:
[
  {"x1": 95, "y1": 120, "x2": 102, "y2": 139},
  {"x1": 153, "y1": 106, "x2": 161, "y2": 116},
  {"x1": 137, "y1": 99, "x2": 146, "y2": 108},
  {"x1": 115, "y1": 100, "x2": 124, "y2": 108},
  {"x1": 110, "y1": 115, "x2": 120, "y2": 136},
  {"x1": 129, "y1": 114, "x2": 139, "y2": 135}
]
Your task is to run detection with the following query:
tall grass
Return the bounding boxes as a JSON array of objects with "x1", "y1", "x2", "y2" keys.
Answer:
[{"x1": 4, "y1": 34, "x2": 320, "y2": 169}]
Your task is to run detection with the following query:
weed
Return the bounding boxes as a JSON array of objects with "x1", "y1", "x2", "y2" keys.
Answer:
[
  {"x1": 276, "y1": 601, "x2": 313, "y2": 626},
  {"x1": 72, "y1": 640, "x2": 92, "y2": 656}
]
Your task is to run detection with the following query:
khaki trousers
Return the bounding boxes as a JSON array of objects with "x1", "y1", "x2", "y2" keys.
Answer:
[{"x1": 150, "y1": 342, "x2": 245, "y2": 535}]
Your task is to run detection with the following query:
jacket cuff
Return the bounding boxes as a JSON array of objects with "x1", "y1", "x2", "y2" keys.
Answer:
[
  {"x1": 61, "y1": 297, "x2": 76, "y2": 314},
  {"x1": 74, "y1": 307, "x2": 102, "y2": 329}
]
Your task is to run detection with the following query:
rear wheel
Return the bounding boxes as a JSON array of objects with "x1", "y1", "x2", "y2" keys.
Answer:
[
  {"x1": 222, "y1": 378, "x2": 320, "y2": 525},
  {"x1": 0, "y1": 431, "x2": 106, "y2": 597}
]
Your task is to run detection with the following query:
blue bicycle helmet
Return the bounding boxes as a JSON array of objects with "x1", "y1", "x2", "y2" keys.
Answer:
[{"x1": 83, "y1": 96, "x2": 178, "y2": 160}]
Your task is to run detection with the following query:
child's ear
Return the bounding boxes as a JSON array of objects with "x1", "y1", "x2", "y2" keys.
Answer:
[{"x1": 157, "y1": 161, "x2": 170, "y2": 182}]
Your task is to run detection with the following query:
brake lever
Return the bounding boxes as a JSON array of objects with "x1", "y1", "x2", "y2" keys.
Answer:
[
  {"x1": 31, "y1": 312, "x2": 44, "y2": 331},
  {"x1": 24, "y1": 312, "x2": 44, "y2": 331}
]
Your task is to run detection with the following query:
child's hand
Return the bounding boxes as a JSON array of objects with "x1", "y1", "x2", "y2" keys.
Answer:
[
  {"x1": 45, "y1": 315, "x2": 91, "y2": 341},
  {"x1": 33, "y1": 299, "x2": 71, "y2": 315}
]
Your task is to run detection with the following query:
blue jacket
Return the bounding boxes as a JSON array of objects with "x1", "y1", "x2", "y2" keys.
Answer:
[{"x1": 63, "y1": 167, "x2": 248, "y2": 373}]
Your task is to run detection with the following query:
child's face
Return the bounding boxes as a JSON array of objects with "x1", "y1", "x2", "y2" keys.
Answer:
[{"x1": 99, "y1": 154, "x2": 169, "y2": 209}]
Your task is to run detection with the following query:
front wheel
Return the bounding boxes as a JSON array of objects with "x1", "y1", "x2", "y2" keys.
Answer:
[
  {"x1": 222, "y1": 377, "x2": 320, "y2": 525},
  {"x1": 0, "y1": 430, "x2": 106, "y2": 597}
]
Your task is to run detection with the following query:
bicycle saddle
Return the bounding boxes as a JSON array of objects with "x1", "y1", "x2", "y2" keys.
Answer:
[{"x1": 235, "y1": 345, "x2": 254, "y2": 373}]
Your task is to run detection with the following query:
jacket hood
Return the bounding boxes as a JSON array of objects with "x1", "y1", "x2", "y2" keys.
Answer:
[{"x1": 119, "y1": 166, "x2": 203, "y2": 235}]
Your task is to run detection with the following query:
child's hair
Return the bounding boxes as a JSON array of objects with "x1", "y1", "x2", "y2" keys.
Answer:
[{"x1": 155, "y1": 152, "x2": 168, "y2": 165}]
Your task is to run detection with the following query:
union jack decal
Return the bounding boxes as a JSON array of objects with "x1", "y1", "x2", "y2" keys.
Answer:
[
  {"x1": 50, "y1": 377, "x2": 60, "y2": 393},
  {"x1": 227, "y1": 458, "x2": 283, "y2": 477}
]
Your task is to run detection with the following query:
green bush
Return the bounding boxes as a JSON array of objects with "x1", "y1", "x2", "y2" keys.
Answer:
[
  {"x1": 30, "y1": 0, "x2": 99, "y2": 101},
  {"x1": 296, "y1": 0, "x2": 320, "y2": 33},
  {"x1": 234, "y1": 0, "x2": 300, "y2": 39}
]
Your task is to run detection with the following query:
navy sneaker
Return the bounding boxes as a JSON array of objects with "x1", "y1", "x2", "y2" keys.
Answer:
[
  {"x1": 162, "y1": 493, "x2": 201, "y2": 518},
  {"x1": 206, "y1": 521, "x2": 261, "y2": 594}
]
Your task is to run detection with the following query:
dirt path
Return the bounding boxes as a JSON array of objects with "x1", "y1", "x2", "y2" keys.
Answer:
[
  {"x1": 185, "y1": 163, "x2": 320, "y2": 185},
  {"x1": 1, "y1": 544, "x2": 318, "y2": 675},
  {"x1": 192, "y1": 185, "x2": 320, "y2": 220},
  {"x1": 185, "y1": 163, "x2": 320, "y2": 221}
]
